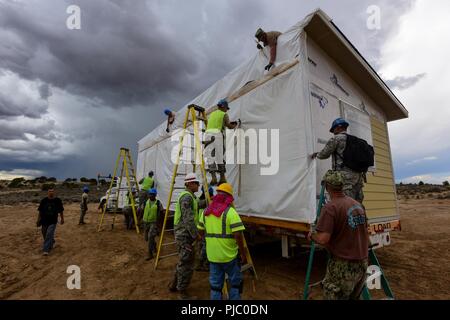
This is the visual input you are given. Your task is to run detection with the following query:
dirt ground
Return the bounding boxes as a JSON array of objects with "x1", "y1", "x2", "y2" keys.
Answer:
[{"x1": 0, "y1": 196, "x2": 449, "y2": 300}]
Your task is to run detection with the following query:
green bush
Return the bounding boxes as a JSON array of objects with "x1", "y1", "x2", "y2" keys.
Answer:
[
  {"x1": 444, "y1": 181, "x2": 450, "y2": 187},
  {"x1": 80, "y1": 177, "x2": 88, "y2": 182},
  {"x1": 47, "y1": 177, "x2": 57, "y2": 182},
  {"x1": 8, "y1": 178, "x2": 25, "y2": 188},
  {"x1": 41, "y1": 183, "x2": 55, "y2": 191}
]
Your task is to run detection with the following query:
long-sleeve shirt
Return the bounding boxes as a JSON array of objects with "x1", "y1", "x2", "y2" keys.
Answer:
[{"x1": 175, "y1": 192, "x2": 206, "y2": 241}]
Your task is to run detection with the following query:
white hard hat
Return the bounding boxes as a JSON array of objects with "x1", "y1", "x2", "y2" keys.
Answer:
[{"x1": 184, "y1": 173, "x2": 199, "y2": 184}]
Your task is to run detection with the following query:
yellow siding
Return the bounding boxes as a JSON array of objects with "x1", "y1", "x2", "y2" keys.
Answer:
[{"x1": 365, "y1": 118, "x2": 399, "y2": 220}]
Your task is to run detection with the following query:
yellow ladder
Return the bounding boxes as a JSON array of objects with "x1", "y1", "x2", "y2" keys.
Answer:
[
  {"x1": 97, "y1": 147, "x2": 140, "y2": 234},
  {"x1": 154, "y1": 104, "x2": 212, "y2": 269}
]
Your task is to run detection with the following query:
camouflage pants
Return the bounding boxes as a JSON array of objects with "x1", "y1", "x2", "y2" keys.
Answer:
[
  {"x1": 341, "y1": 171, "x2": 364, "y2": 203},
  {"x1": 194, "y1": 238, "x2": 208, "y2": 269},
  {"x1": 144, "y1": 222, "x2": 158, "y2": 254},
  {"x1": 322, "y1": 257, "x2": 368, "y2": 300},
  {"x1": 79, "y1": 209, "x2": 87, "y2": 224},
  {"x1": 174, "y1": 234, "x2": 195, "y2": 291},
  {"x1": 124, "y1": 207, "x2": 133, "y2": 229}
]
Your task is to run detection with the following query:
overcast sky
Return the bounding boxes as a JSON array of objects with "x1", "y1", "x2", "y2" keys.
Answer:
[{"x1": 0, "y1": 0, "x2": 449, "y2": 183}]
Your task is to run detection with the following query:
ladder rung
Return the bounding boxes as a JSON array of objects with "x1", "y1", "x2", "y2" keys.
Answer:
[
  {"x1": 241, "y1": 264, "x2": 254, "y2": 272},
  {"x1": 173, "y1": 187, "x2": 185, "y2": 190},
  {"x1": 164, "y1": 228, "x2": 174, "y2": 232},
  {"x1": 163, "y1": 241, "x2": 177, "y2": 246},
  {"x1": 159, "y1": 252, "x2": 178, "y2": 259}
]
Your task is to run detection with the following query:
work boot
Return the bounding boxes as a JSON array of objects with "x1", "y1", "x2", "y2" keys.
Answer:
[
  {"x1": 218, "y1": 173, "x2": 227, "y2": 185},
  {"x1": 168, "y1": 275, "x2": 178, "y2": 292},
  {"x1": 209, "y1": 173, "x2": 218, "y2": 186},
  {"x1": 178, "y1": 290, "x2": 198, "y2": 300},
  {"x1": 145, "y1": 252, "x2": 153, "y2": 261}
]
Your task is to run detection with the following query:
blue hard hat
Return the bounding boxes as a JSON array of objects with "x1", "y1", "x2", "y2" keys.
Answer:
[
  {"x1": 208, "y1": 187, "x2": 214, "y2": 196},
  {"x1": 83, "y1": 186, "x2": 89, "y2": 193},
  {"x1": 217, "y1": 99, "x2": 229, "y2": 109},
  {"x1": 147, "y1": 188, "x2": 157, "y2": 195},
  {"x1": 330, "y1": 118, "x2": 349, "y2": 133},
  {"x1": 164, "y1": 109, "x2": 172, "y2": 116}
]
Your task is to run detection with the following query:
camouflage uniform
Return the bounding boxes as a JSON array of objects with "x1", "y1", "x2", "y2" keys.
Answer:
[
  {"x1": 79, "y1": 192, "x2": 88, "y2": 224},
  {"x1": 144, "y1": 222, "x2": 159, "y2": 254},
  {"x1": 322, "y1": 258, "x2": 368, "y2": 300},
  {"x1": 317, "y1": 132, "x2": 364, "y2": 203},
  {"x1": 173, "y1": 192, "x2": 206, "y2": 291}
]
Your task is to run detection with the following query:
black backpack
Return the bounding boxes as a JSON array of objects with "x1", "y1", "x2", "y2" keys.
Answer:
[{"x1": 342, "y1": 134, "x2": 375, "y2": 173}]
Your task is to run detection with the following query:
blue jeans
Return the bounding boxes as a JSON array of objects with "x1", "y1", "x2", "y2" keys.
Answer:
[
  {"x1": 42, "y1": 224, "x2": 56, "y2": 253},
  {"x1": 209, "y1": 258, "x2": 242, "y2": 300}
]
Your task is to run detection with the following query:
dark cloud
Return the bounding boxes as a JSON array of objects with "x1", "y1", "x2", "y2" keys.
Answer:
[{"x1": 385, "y1": 73, "x2": 426, "y2": 90}]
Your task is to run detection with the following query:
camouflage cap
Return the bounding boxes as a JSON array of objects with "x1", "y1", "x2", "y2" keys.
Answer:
[
  {"x1": 323, "y1": 170, "x2": 344, "y2": 187},
  {"x1": 255, "y1": 28, "x2": 264, "y2": 39}
]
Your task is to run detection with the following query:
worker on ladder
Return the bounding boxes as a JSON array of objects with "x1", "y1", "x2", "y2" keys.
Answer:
[
  {"x1": 307, "y1": 170, "x2": 369, "y2": 300},
  {"x1": 169, "y1": 173, "x2": 206, "y2": 300},
  {"x1": 255, "y1": 28, "x2": 282, "y2": 71},
  {"x1": 197, "y1": 183, "x2": 247, "y2": 300},
  {"x1": 204, "y1": 99, "x2": 239, "y2": 186}
]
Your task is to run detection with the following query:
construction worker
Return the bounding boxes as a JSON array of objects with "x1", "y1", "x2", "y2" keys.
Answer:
[
  {"x1": 143, "y1": 188, "x2": 164, "y2": 260},
  {"x1": 37, "y1": 187, "x2": 64, "y2": 256},
  {"x1": 204, "y1": 99, "x2": 239, "y2": 186},
  {"x1": 312, "y1": 118, "x2": 365, "y2": 203},
  {"x1": 194, "y1": 186, "x2": 214, "y2": 272},
  {"x1": 138, "y1": 171, "x2": 155, "y2": 217},
  {"x1": 197, "y1": 183, "x2": 247, "y2": 300},
  {"x1": 255, "y1": 28, "x2": 282, "y2": 71},
  {"x1": 165, "y1": 109, "x2": 176, "y2": 133},
  {"x1": 123, "y1": 190, "x2": 137, "y2": 230},
  {"x1": 78, "y1": 186, "x2": 89, "y2": 225},
  {"x1": 169, "y1": 173, "x2": 206, "y2": 300},
  {"x1": 307, "y1": 170, "x2": 369, "y2": 300}
]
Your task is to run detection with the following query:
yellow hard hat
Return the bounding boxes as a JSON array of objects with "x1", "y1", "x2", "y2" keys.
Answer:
[{"x1": 216, "y1": 183, "x2": 233, "y2": 196}]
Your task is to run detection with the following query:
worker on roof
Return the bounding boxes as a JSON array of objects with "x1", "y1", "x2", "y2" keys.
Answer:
[
  {"x1": 165, "y1": 108, "x2": 176, "y2": 133},
  {"x1": 78, "y1": 186, "x2": 89, "y2": 225},
  {"x1": 143, "y1": 188, "x2": 164, "y2": 261},
  {"x1": 307, "y1": 170, "x2": 369, "y2": 300},
  {"x1": 138, "y1": 171, "x2": 155, "y2": 219},
  {"x1": 255, "y1": 28, "x2": 282, "y2": 71},
  {"x1": 197, "y1": 183, "x2": 247, "y2": 300},
  {"x1": 169, "y1": 173, "x2": 207, "y2": 300},
  {"x1": 311, "y1": 118, "x2": 366, "y2": 203},
  {"x1": 204, "y1": 99, "x2": 239, "y2": 186}
]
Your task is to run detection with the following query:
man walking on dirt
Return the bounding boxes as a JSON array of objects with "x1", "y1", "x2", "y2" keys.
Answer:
[
  {"x1": 79, "y1": 186, "x2": 89, "y2": 225},
  {"x1": 307, "y1": 170, "x2": 369, "y2": 300},
  {"x1": 37, "y1": 187, "x2": 64, "y2": 256},
  {"x1": 143, "y1": 188, "x2": 164, "y2": 261}
]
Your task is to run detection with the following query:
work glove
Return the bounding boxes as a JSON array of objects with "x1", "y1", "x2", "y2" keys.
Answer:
[
  {"x1": 256, "y1": 43, "x2": 263, "y2": 50},
  {"x1": 238, "y1": 119, "x2": 242, "y2": 127},
  {"x1": 265, "y1": 62, "x2": 274, "y2": 71}
]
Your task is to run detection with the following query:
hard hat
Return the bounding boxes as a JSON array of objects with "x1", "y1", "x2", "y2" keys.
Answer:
[
  {"x1": 184, "y1": 173, "x2": 200, "y2": 184},
  {"x1": 147, "y1": 188, "x2": 157, "y2": 195},
  {"x1": 323, "y1": 170, "x2": 344, "y2": 187},
  {"x1": 148, "y1": 171, "x2": 154, "y2": 176},
  {"x1": 255, "y1": 28, "x2": 264, "y2": 39},
  {"x1": 83, "y1": 186, "x2": 89, "y2": 193},
  {"x1": 329, "y1": 118, "x2": 349, "y2": 133},
  {"x1": 208, "y1": 186, "x2": 214, "y2": 196},
  {"x1": 217, "y1": 98, "x2": 229, "y2": 109},
  {"x1": 164, "y1": 109, "x2": 172, "y2": 116},
  {"x1": 216, "y1": 183, "x2": 233, "y2": 196}
]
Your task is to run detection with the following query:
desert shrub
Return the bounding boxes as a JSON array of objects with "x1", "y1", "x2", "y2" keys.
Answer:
[
  {"x1": 443, "y1": 181, "x2": 450, "y2": 187},
  {"x1": 65, "y1": 178, "x2": 72, "y2": 182},
  {"x1": 37, "y1": 176, "x2": 48, "y2": 183},
  {"x1": 80, "y1": 177, "x2": 88, "y2": 182},
  {"x1": 89, "y1": 179, "x2": 98, "y2": 186},
  {"x1": 41, "y1": 183, "x2": 55, "y2": 191},
  {"x1": 418, "y1": 181, "x2": 424, "y2": 186},
  {"x1": 47, "y1": 177, "x2": 57, "y2": 182},
  {"x1": 8, "y1": 178, "x2": 25, "y2": 188}
]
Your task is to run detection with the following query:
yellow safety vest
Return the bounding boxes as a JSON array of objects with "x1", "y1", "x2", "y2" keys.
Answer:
[
  {"x1": 141, "y1": 177, "x2": 154, "y2": 191},
  {"x1": 174, "y1": 191, "x2": 198, "y2": 226},
  {"x1": 143, "y1": 199, "x2": 159, "y2": 223},
  {"x1": 206, "y1": 110, "x2": 226, "y2": 133}
]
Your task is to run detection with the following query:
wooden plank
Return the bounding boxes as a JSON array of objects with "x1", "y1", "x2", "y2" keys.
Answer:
[
  {"x1": 371, "y1": 118, "x2": 387, "y2": 131},
  {"x1": 364, "y1": 183, "x2": 395, "y2": 193},
  {"x1": 372, "y1": 170, "x2": 394, "y2": 179},
  {"x1": 373, "y1": 162, "x2": 393, "y2": 172},
  {"x1": 240, "y1": 215, "x2": 310, "y2": 232},
  {"x1": 374, "y1": 146, "x2": 391, "y2": 158},
  {"x1": 374, "y1": 156, "x2": 392, "y2": 166},
  {"x1": 366, "y1": 208, "x2": 398, "y2": 219},
  {"x1": 364, "y1": 200, "x2": 397, "y2": 210},
  {"x1": 364, "y1": 192, "x2": 396, "y2": 201},
  {"x1": 366, "y1": 175, "x2": 393, "y2": 186}
]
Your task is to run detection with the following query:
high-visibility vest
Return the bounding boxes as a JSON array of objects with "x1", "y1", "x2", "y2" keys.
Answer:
[
  {"x1": 174, "y1": 190, "x2": 198, "y2": 226},
  {"x1": 199, "y1": 206, "x2": 245, "y2": 263},
  {"x1": 206, "y1": 110, "x2": 226, "y2": 133},
  {"x1": 141, "y1": 177, "x2": 154, "y2": 191},
  {"x1": 143, "y1": 199, "x2": 159, "y2": 223}
]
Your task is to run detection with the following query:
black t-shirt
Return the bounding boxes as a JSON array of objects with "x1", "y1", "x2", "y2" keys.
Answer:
[{"x1": 38, "y1": 197, "x2": 64, "y2": 225}]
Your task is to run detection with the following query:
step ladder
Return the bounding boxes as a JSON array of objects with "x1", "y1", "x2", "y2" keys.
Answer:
[
  {"x1": 154, "y1": 104, "x2": 212, "y2": 270},
  {"x1": 97, "y1": 147, "x2": 140, "y2": 234},
  {"x1": 302, "y1": 183, "x2": 394, "y2": 300}
]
